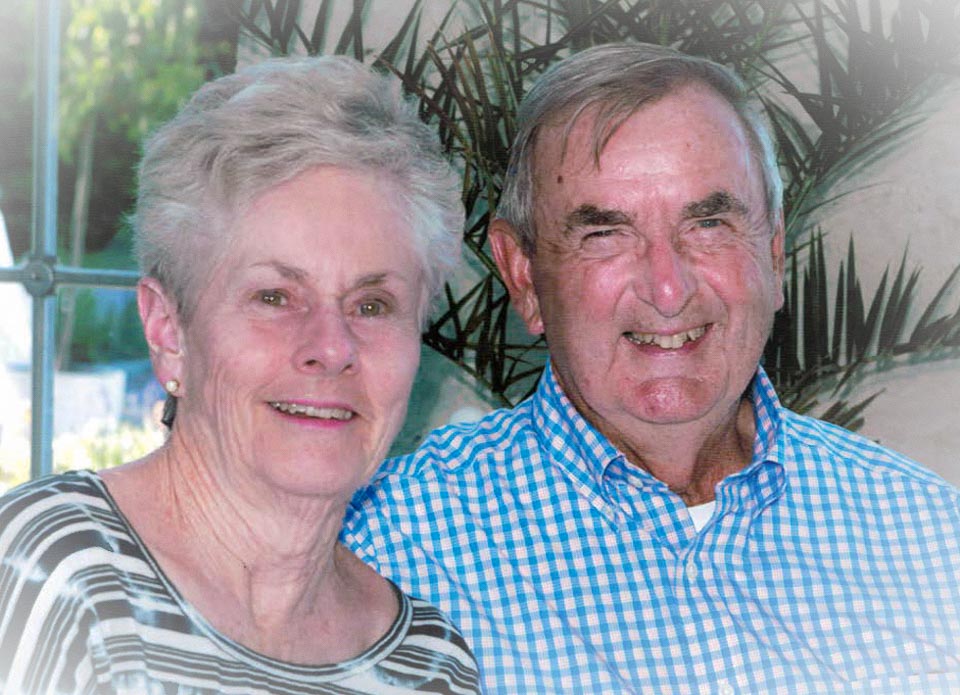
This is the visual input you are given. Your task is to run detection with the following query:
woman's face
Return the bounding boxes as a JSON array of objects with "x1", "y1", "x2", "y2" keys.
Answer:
[{"x1": 172, "y1": 166, "x2": 424, "y2": 501}]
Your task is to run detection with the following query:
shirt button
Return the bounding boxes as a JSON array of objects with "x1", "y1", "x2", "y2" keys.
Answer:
[
  {"x1": 686, "y1": 563, "x2": 699, "y2": 582},
  {"x1": 717, "y1": 679, "x2": 735, "y2": 695}
]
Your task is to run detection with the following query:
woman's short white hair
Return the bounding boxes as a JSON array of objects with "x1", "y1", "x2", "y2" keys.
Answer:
[{"x1": 132, "y1": 55, "x2": 463, "y2": 323}]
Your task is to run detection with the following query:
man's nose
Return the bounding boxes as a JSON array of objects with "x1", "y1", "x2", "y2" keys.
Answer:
[{"x1": 634, "y1": 237, "x2": 697, "y2": 317}]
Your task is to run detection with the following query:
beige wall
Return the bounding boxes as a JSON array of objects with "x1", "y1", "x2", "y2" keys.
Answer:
[{"x1": 813, "y1": 80, "x2": 960, "y2": 484}]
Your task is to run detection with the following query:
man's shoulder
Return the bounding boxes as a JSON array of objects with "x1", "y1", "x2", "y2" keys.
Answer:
[
  {"x1": 780, "y1": 408, "x2": 959, "y2": 499},
  {"x1": 343, "y1": 400, "x2": 545, "y2": 561},
  {"x1": 374, "y1": 399, "x2": 540, "y2": 482},
  {"x1": 344, "y1": 398, "x2": 553, "y2": 544}
]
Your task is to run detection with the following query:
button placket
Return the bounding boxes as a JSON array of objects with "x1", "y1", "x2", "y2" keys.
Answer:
[{"x1": 716, "y1": 678, "x2": 735, "y2": 695}]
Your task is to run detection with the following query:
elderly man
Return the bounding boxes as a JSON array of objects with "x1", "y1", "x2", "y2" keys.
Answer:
[{"x1": 343, "y1": 43, "x2": 960, "y2": 693}]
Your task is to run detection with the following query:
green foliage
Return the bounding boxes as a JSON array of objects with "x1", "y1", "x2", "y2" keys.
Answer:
[
  {"x1": 765, "y1": 232, "x2": 960, "y2": 429},
  {"x1": 51, "y1": 1, "x2": 236, "y2": 369},
  {"x1": 0, "y1": 0, "x2": 36, "y2": 257},
  {"x1": 233, "y1": 0, "x2": 960, "y2": 427},
  {"x1": 60, "y1": 0, "x2": 207, "y2": 155},
  {"x1": 760, "y1": 0, "x2": 960, "y2": 244},
  {"x1": 58, "y1": 289, "x2": 147, "y2": 364}
]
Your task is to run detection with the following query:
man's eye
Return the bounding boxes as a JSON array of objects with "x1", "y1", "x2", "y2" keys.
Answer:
[
  {"x1": 696, "y1": 218, "x2": 724, "y2": 229},
  {"x1": 258, "y1": 290, "x2": 287, "y2": 306},
  {"x1": 584, "y1": 229, "x2": 617, "y2": 240},
  {"x1": 358, "y1": 300, "x2": 387, "y2": 317}
]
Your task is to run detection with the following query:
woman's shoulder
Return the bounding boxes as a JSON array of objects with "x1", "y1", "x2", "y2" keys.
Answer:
[
  {"x1": 0, "y1": 470, "x2": 186, "y2": 695},
  {"x1": 403, "y1": 591, "x2": 470, "y2": 641},
  {"x1": 384, "y1": 590, "x2": 481, "y2": 693},
  {"x1": 2, "y1": 468, "x2": 104, "y2": 498},
  {"x1": 0, "y1": 469, "x2": 111, "y2": 527},
  {"x1": 0, "y1": 469, "x2": 137, "y2": 572}
]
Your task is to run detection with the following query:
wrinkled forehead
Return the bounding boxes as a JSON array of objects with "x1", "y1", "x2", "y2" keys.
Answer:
[
  {"x1": 530, "y1": 86, "x2": 762, "y2": 204},
  {"x1": 526, "y1": 93, "x2": 778, "y2": 250}
]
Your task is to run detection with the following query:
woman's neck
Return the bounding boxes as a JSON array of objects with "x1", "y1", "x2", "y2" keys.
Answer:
[{"x1": 100, "y1": 443, "x2": 396, "y2": 664}]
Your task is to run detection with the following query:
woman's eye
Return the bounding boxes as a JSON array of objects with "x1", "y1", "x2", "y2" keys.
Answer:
[
  {"x1": 358, "y1": 300, "x2": 387, "y2": 317},
  {"x1": 257, "y1": 289, "x2": 287, "y2": 306}
]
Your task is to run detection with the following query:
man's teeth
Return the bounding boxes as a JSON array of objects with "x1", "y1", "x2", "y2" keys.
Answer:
[
  {"x1": 625, "y1": 325, "x2": 707, "y2": 349},
  {"x1": 269, "y1": 402, "x2": 353, "y2": 420}
]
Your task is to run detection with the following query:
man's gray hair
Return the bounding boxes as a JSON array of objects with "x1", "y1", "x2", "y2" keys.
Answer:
[
  {"x1": 132, "y1": 55, "x2": 463, "y2": 322},
  {"x1": 497, "y1": 42, "x2": 783, "y2": 254}
]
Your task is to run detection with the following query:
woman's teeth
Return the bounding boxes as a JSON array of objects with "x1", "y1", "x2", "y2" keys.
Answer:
[{"x1": 269, "y1": 402, "x2": 354, "y2": 420}]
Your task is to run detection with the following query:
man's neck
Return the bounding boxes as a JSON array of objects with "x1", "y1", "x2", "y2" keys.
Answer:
[{"x1": 603, "y1": 397, "x2": 757, "y2": 506}]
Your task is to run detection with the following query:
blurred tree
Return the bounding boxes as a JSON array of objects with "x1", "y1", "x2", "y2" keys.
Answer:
[
  {"x1": 56, "y1": 0, "x2": 238, "y2": 368},
  {"x1": 0, "y1": 0, "x2": 35, "y2": 260}
]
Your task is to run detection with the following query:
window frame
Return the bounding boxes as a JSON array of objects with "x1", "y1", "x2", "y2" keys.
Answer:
[{"x1": 0, "y1": 0, "x2": 139, "y2": 480}]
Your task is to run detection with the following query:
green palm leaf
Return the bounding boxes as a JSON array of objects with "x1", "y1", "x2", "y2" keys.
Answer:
[{"x1": 230, "y1": 0, "x2": 960, "y2": 428}]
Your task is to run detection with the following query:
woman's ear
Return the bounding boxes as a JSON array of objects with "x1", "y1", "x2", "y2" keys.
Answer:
[{"x1": 138, "y1": 277, "x2": 185, "y2": 387}]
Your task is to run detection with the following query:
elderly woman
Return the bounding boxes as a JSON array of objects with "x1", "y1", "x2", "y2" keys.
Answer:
[{"x1": 0, "y1": 56, "x2": 479, "y2": 694}]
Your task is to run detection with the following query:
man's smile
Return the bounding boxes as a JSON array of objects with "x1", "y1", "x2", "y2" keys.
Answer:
[{"x1": 623, "y1": 324, "x2": 708, "y2": 349}]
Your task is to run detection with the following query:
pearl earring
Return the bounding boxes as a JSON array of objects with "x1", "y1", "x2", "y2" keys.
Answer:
[{"x1": 164, "y1": 379, "x2": 180, "y2": 395}]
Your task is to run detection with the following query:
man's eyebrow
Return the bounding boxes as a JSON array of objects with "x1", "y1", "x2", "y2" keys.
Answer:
[
  {"x1": 564, "y1": 204, "x2": 632, "y2": 230},
  {"x1": 682, "y1": 191, "x2": 749, "y2": 218}
]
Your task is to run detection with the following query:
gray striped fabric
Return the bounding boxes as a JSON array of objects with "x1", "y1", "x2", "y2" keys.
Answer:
[{"x1": 0, "y1": 471, "x2": 480, "y2": 694}]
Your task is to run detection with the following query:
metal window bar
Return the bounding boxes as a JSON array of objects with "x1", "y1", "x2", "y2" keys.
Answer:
[{"x1": 0, "y1": 0, "x2": 138, "y2": 481}]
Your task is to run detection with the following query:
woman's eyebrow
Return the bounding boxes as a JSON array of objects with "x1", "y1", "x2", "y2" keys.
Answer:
[
  {"x1": 355, "y1": 272, "x2": 391, "y2": 289},
  {"x1": 250, "y1": 260, "x2": 308, "y2": 281}
]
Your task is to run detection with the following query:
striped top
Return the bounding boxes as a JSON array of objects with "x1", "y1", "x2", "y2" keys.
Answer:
[{"x1": 0, "y1": 470, "x2": 480, "y2": 695}]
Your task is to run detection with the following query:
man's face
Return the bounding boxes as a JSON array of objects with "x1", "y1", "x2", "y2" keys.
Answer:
[{"x1": 495, "y1": 83, "x2": 784, "y2": 449}]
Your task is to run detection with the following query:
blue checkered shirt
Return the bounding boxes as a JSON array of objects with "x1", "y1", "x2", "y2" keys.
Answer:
[{"x1": 343, "y1": 362, "x2": 960, "y2": 694}]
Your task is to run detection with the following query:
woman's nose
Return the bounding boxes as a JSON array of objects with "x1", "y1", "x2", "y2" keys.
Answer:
[{"x1": 293, "y1": 309, "x2": 358, "y2": 374}]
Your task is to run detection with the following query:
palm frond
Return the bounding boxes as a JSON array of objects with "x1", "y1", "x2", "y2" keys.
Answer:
[
  {"x1": 768, "y1": 229, "x2": 960, "y2": 423},
  {"x1": 230, "y1": 0, "x2": 960, "y2": 427}
]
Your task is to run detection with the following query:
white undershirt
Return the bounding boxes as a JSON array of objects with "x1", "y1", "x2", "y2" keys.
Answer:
[{"x1": 687, "y1": 500, "x2": 717, "y2": 532}]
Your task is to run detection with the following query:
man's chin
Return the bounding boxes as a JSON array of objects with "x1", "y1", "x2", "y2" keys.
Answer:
[{"x1": 621, "y1": 377, "x2": 722, "y2": 425}]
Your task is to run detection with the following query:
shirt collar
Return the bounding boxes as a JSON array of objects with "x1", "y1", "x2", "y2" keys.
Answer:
[
  {"x1": 707, "y1": 365, "x2": 788, "y2": 513},
  {"x1": 531, "y1": 360, "x2": 625, "y2": 494},
  {"x1": 531, "y1": 359, "x2": 788, "y2": 500},
  {"x1": 747, "y1": 364, "x2": 786, "y2": 469}
]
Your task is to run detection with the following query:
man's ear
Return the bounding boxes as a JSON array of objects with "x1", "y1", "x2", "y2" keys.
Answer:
[
  {"x1": 488, "y1": 218, "x2": 544, "y2": 335},
  {"x1": 770, "y1": 210, "x2": 786, "y2": 311},
  {"x1": 137, "y1": 277, "x2": 185, "y2": 389}
]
